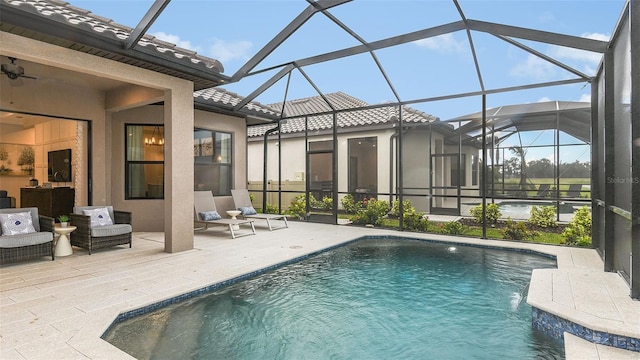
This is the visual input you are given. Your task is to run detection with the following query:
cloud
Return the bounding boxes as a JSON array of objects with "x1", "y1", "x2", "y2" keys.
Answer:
[
  {"x1": 548, "y1": 32, "x2": 609, "y2": 72},
  {"x1": 208, "y1": 39, "x2": 253, "y2": 63},
  {"x1": 150, "y1": 32, "x2": 201, "y2": 52},
  {"x1": 150, "y1": 32, "x2": 252, "y2": 64},
  {"x1": 415, "y1": 33, "x2": 466, "y2": 53},
  {"x1": 509, "y1": 54, "x2": 557, "y2": 80},
  {"x1": 578, "y1": 93, "x2": 591, "y2": 102},
  {"x1": 510, "y1": 32, "x2": 609, "y2": 80},
  {"x1": 537, "y1": 96, "x2": 552, "y2": 102}
]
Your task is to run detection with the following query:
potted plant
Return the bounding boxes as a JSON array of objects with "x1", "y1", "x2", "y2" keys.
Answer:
[{"x1": 58, "y1": 214, "x2": 69, "y2": 227}]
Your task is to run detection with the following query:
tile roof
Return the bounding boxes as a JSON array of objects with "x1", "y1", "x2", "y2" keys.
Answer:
[
  {"x1": 1, "y1": 0, "x2": 226, "y2": 88},
  {"x1": 194, "y1": 87, "x2": 280, "y2": 119},
  {"x1": 247, "y1": 92, "x2": 439, "y2": 137}
]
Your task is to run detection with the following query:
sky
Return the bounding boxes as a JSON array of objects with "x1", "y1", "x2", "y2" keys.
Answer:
[{"x1": 71, "y1": 0, "x2": 626, "y2": 163}]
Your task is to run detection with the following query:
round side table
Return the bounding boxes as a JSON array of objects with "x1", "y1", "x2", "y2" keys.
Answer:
[
  {"x1": 226, "y1": 210, "x2": 242, "y2": 231},
  {"x1": 54, "y1": 225, "x2": 77, "y2": 257}
]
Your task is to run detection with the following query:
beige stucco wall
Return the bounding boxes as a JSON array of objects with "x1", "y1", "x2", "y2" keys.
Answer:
[{"x1": 109, "y1": 107, "x2": 246, "y2": 231}]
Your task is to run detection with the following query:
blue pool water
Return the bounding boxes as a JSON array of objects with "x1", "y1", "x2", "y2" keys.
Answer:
[{"x1": 103, "y1": 238, "x2": 564, "y2": 359}]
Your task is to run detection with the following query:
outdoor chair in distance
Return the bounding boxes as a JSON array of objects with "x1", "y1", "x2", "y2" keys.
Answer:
[
  {"x1": 565, "y1": 184, "x2": 583, "y2": 198},
  {"x1": 231, "y1": 189, "x2": 289, "y2": 231},
  {"x1": 194, "y1": 191, "x2": 256, "y2": 239},
  {"x1": 536, "y1": 184, "x2": 551, "y2": 198}
]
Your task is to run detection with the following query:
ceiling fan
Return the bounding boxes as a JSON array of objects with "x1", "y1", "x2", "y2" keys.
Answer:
[{"x1": 1, "y1": 57, "x2": 37, "y2": 80}]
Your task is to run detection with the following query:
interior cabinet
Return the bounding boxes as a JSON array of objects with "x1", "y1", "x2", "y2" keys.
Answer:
[{"x1": 20, "y1": 187, "x2": 75, "y2": 221}]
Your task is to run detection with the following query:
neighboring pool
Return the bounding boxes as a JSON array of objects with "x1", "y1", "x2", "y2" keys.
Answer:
[
  {"x1": 103, "y1": 238, "x2": 564, "y2": 359},
  {"x1": 498, "y1": 200, "x2": 577, "y2": 217}
]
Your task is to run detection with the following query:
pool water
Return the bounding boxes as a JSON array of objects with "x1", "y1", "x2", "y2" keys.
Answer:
[{"x1": 104, "y1": 238, "x2": 564, "y2": 359}]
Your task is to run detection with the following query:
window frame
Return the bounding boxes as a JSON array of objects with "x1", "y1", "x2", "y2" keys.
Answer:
[
  {"x1": 193, "y1": 128, "x2": 233, "y2": 196},
  {"x1": 124, "y1": 123, "x2": 165, "y2": 200}
]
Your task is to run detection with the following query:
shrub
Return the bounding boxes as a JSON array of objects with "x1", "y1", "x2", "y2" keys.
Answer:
[
  {"x1": 351, "y1": 198, "x2": 390, "y2": 226},
  {"x1": 321, "y1": 196, "x2": 333, "y2": 210},
  {"x1": 402, "y1": 210, "x2": 430, "y2": 232},
  {"x1": 502, "y1": 218, "x2": 538, "y2": 241},
  {"x1": 562, "y1": 206, "x2": 592, "y2": 246},
  {"x1": 341, "y1": 194, "x2": 360, "y2": 214},
  {"x1": 528, "y1": 206, "x2": 557, "y2": 228},
  {"x1": 264, "y1": 203, "x2": 280, "y2": 214},
  {"x1": 439, "y1": 221, "x2": 464, "y2": 235},
  {"x1": 286, "y1": 193, "x2": 317, "y2": 219},
  {"x1": 470, "y1": 203, "x2": 501, "y2": 225},
  {"x1": 390, "y1": 199, "x2": 415, "y2": 218}
]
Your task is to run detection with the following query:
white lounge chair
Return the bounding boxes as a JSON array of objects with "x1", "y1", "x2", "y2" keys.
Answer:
[
  {"x1": 231, "y1": 189, "x2": 289, "y2": 231},
  {"x1": 194, "y1": 191, "x2": 256, "y2": 239}
]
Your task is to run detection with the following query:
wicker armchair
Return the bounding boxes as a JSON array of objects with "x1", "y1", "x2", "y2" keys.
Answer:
[
  {"x1": 0, "y1": 207, "x2": 55, "y2": 265},
  {"x1": 69, "y1": 206, "x2": 132, "y2": 255}
]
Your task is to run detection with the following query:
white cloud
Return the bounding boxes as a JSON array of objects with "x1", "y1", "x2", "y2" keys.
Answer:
[
  {"x1": 548, "y1": 32, "x2": 609, "y2": 72},
  {"x1": 415, "y1": 33, "x2": 466, "y2": 53},
  {"x1": 509, "y1": 32, "x2": 609, "y2": 80},
  {"x1": 537, "y1": 96, "x2": 552, "y2": 102},
  {"x1": 578, "y1": 93, "x2": 591, "y2": 102},
  {"x1": 208, "y1": 39, "x2": 253, "y2": 63},
  {"x1": 509, "y1": 54, "x2": 556, "y2": 80},
  {"x1": 151, "y1": 32, "x2": 200, "y2": 52}
]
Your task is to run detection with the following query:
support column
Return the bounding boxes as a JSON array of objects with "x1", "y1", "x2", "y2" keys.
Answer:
[
  {"x1": 630, "y1": 0, "x2": 640, "y2": 299},
  {"x1": 164, "y1": 84, "x2": 195, "y2": 253}
]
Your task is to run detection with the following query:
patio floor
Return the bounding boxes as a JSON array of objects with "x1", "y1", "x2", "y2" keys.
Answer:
[{"x1": 1, "y1": 222, "x2": 638, "y2": 359}]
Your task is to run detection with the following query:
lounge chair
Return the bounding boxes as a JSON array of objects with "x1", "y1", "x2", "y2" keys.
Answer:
[
  {"x1": 231, "y1": 189, "x2": 289, "y2": 231},
  {"x1": 536, "y1": 184, "x2": 550, "y2": 198},
  {"x1": 194, "y1": 191, "x2": 256, "y2": 239},
  {"x1": 565, "y1": 184, "x2": 583, "y2": 198}
]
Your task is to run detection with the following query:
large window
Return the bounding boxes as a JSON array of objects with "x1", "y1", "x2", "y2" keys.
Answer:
[
  {"x1": 125, "y1": 124, "x2": 164, "y2": 199},
  {"x1": 194, "y1": 129, "x2": 232, "y2": 195}
]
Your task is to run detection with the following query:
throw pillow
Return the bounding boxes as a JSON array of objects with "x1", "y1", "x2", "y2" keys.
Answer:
[
  {"x1": 238, "y1": 206, "x2": 257, "y2": 216},
  {"x1": 0, "y1": 212, "x2": 37, "y2": 235},
  {"x1": 199, "y1": 210, "x2": 222, "y2": 221},
  {"x1": 83, "y1": 207, "x2": 114, "y2": 227}
]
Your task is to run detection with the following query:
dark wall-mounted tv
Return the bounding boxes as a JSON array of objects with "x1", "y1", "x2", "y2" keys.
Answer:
[{"x1": 48, "y1": 149, "x2": 72, "y2": 182}]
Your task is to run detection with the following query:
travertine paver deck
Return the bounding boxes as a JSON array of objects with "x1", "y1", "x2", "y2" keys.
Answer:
[{"x1": 0, "y1": 222, "x2": 638, "y2": 359}]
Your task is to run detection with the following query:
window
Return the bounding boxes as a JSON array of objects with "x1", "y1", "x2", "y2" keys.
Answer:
[
  {"x1": 125, "y1": 124, "x2": 164, "y2": 199},
  {"x1": 194, "y1": 129, "x2": 232, "y2": 195}
]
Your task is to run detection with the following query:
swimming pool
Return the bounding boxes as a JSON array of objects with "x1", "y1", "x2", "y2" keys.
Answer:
[{"x1": 103, "y1": 237, "x2": 563, "y2": 359}]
